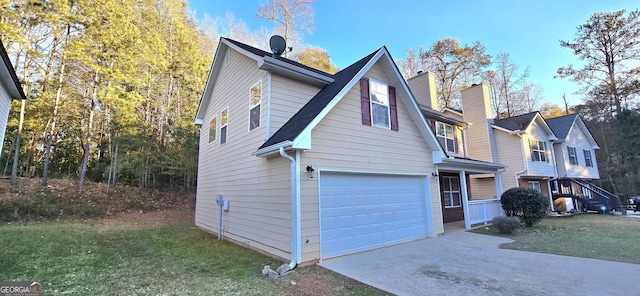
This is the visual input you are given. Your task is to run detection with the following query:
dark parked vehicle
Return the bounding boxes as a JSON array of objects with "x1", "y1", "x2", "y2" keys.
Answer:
[{"x1": 585, "y1": 199, "x2": 610, "y2": 214}]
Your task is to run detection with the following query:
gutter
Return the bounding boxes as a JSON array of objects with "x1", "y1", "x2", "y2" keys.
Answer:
[
  {"x1": 259, "y1": 56, "x2": 334, "y2": 86},
  {"x1": 279, "y1": 147, "x2": 300, "y2": 269}
]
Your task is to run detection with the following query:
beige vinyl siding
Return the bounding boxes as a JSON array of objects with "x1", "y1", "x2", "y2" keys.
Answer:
[
  {"x1": 522, "y1": 121, "x2": 556, "y2": 177},
  {"x1": 195, "y1": 49, "x2": 293, "y2": 261},
  {"x1": 297, "y1": 63, "x2": 440, "y2": 262},
  {"x1": 556, "y1": 125, "x2": 600, "y2": 179},
  {"x1": 0, "y1": 84, "x2": 11, "y2": 152},
  {"x1": 269, "y1": 75, "x2": 321, "y2": 137},
  {"x1": 493, "y1": 130, "x2": 525, "y2": 190},
  {"x1": 461, "y1": 84, "x2": 494, "y2": 162},
  {"x1": 468, "y1": 178, "x2": 498, "y2": 199}
]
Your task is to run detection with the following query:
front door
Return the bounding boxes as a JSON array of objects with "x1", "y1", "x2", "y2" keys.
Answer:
[{"x1": 441, "y1": 174, "x2": 464, "y2": 223}]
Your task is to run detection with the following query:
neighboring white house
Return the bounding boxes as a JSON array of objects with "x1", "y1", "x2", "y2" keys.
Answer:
[{"x1": 0, "y1": 40, "x2": 26, "y2": 153}]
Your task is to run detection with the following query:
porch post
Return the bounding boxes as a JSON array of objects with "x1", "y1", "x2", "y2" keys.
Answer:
[
  {"x1": 460, "y1": 170, "x2": 471, "y2": 229},
  {"x1": 494, "y1": 172, "x2": 504, "y2": 216},
  {"x1": 547, "y1": 179, "x2": 554, "y2": 212}
]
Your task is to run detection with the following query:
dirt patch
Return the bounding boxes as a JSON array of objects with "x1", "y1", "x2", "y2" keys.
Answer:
[
  {"x1": 273, "y1": 265, "x2": 388, "y2": 296},
  {"x1": 95, "y1": 209, "x2": 194, "y2": 230}
]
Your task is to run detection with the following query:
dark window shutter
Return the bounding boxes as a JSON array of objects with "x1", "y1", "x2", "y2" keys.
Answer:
[
  {"x1": 360, "y1": 78, "x2": 371, "y2": 126},
  {"x1": 389, "y1": 85, "x2": 398, "y2": 131}
]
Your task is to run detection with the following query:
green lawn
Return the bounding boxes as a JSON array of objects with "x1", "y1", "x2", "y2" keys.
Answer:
[
  {"x1": 473, "y1": 214, "x2": 640, "y2": 264},
  {"x1": 0, "y1": 218, "x2": 387, "y2": 295}
]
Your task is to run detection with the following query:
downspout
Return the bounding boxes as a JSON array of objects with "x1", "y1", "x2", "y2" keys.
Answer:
[
  {"x1": 266, "y1": 72, "x2": 272, "y2": 141},
  {"x1": 279, "y1": 147, "x2": 299, "y2": 269},
  {"x1": 513, "y1": 131, "x2": 528, "y2": 188}
]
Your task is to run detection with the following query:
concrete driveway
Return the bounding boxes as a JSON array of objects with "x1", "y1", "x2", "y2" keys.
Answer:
[{"x1": 321, "y1": 231, "x2": 639, "y2": 296}]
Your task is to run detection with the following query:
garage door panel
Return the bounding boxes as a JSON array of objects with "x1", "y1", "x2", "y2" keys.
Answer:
[{"x1": 320, "y1": 172, "x2": 430, "y2": 259}]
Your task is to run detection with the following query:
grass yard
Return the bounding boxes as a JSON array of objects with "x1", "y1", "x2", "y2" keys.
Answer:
[
  {"x1": 0, "y1": 211, "x2": 388, "y2": 296},
  {"x1": 473, "y1": 214, "x2": 640, "y2": 264}
]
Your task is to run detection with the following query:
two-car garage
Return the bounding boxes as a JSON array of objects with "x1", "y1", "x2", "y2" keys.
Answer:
[{"x1": 319, "y1": 172, "x2": 433, "y2": 259}]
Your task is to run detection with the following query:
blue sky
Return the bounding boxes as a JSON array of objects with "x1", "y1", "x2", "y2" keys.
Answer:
[{"x1": 186, "y1": 0, "x2": 639, "y2": 107}]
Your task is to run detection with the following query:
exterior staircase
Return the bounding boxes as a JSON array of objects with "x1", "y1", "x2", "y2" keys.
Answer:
[{"x1": 551, "y1": 178, "x2": 620, "y2": 212}]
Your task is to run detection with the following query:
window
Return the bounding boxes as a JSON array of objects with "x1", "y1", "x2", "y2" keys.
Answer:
[
  {"x1": 436, "y1": 122, "x2": 456, "y2": 153},
  {"x1": 528, "y1": 181, "x2": 541, "y2": 192},
  {"x1": 584, "y1": 149, "x2": 593, "y2": 167},
  {"x1": 370, "y1": 79, "x2": 390, "y2": 128},
  {"x1": 530, "y1": 139, "x2": 548, "y2": 162},
  {"x1": 568, "y1": 147, "x2": 578, "y2": 165},
  {"x1": 249, "y1": 81, "x2": 261, "y2": 130},
  {"x1": 360, "y1": 78, "x2": 398, "y2": 130},
  {"x1": 220, "y1": 108, "x2": 228, "y2": 145},
  {"x1": 209, "y1": 117, "x2": 217, "y2": 143},
  {"x1": 443, "y1": 176, "x2": 462, "y2": 208}
]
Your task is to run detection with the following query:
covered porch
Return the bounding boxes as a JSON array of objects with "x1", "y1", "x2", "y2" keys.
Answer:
[{"x1": 436, "y1": 157, "x2": 506, "y2": 231}]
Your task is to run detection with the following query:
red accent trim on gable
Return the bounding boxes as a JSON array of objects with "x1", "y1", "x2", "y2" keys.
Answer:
[
  {"x1": 389, "y1": 86, "x2": 398, "y2": 131},
  {"x1": 360, "y1": 78, "x2": 371, "y2": 126}
]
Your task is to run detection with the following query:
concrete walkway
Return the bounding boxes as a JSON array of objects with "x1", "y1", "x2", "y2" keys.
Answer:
[{"x1": 321, "y1": 231, "x2": 639, "y2": 296}]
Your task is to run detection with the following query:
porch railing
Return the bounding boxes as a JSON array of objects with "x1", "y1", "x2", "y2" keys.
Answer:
[{"x1": 467, "y1": 199, "x2": 503, "y2": 226}]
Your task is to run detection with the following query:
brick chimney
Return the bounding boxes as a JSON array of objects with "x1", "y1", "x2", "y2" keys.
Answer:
[
  {"x1": 461, "y1": 83, "x2": 495, "y2": 162},
  {"x1": 407, "y1": 71, "x2": 439, "y2": 111}
]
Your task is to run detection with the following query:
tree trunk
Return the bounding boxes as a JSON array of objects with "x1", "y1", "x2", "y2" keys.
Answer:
[
  {"x1": 79, "y1": 70, "x2": 99, "y2": 188},
  {"x1": 10, "y1": 100, "x2": 25, "y2": 184},
  {"x1": 42, "y1": 24, "x2": 70, "y2": 186}
]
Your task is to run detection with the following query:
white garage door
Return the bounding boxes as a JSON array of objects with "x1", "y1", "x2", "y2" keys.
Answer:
[{"x1": 320, "y1": 172, "x2": 430, "y2": 259}]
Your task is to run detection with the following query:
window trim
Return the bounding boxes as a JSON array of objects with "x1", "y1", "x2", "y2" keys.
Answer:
[
  {"x1": 442, "y1": 176, "x2": 462, "y2": 208},
  {"x1": 208, "y1": 116, "x2": 217, "y2": 144},
  {"x1": 435, "y1": 122, "x2": 456, "y2": 153},
  {"x1": 583, "y1": 149, "x2": 593, "y2": 167},
  {"x1": 568, "y1": 146, "x2": 578, "y2": 165},
  {"x1": 220, "y1": 107, "x2": 228, "y2": 145},
  {"x1": 528, "y1": 181, "x2": 541, "y2": 192},
  {"x1": 530, "y1": 139, "x2": 548, "y2": 162},
  {"x1": 249, "y1": 80, "x2": 262, "y2": 131},
  {"x1": 369, "y1": 78, "x2": 390, "y2": 129}
]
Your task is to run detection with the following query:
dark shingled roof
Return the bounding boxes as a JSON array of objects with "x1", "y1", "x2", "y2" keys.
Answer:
[
  {"x1": 259, "y1": 49, "x2": 380, "y2": 149},
  {"x1": 225, "y1": 38, "x2": 333, "y2": 78},
  {"x1": 546, "y1": 113, "x2": 578, "y2": 139},
  {"x1": 493, "y1": 111, "x2": 538, "y2": 131}
]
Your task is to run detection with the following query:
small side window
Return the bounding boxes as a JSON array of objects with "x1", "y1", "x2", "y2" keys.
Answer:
[
  {"x1": 249, "y1": 81, "x2": 261, "y2": 131},
  {"x1": 209, "y1": 117, "x2": 217, "y2": 143},
  {"x1": 220, "y1": 108, "x2": 228, "y2": 145}
]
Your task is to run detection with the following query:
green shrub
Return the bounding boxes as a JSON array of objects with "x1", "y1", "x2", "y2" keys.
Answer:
[
  {"x1": 491, "y1": 216, "x2": 521, "y2": 234},
  {"x1": 501, "y1": 187, "x2": 549, "y2": 227}
]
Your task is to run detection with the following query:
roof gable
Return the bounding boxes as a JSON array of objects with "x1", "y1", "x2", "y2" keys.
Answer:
[
  {"x1": 493, "y1": 111, "x2": 556, "y2": 138},
  {"x1": 547, "y1": 113, "x2": 599, "y2": 148},
  {"x1": 194, "y1": 38, "x2": 334, "y2": 124},
  {"x1": 255, "y1": 46, "x2": 445, "y2": 157},
  {"x1": 0, "y1": 40, "x2": 26, "y2": 100}
]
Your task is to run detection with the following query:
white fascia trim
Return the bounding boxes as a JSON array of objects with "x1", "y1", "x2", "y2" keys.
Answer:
[
  {"x1": 252, "y1": 141, "x2": 293, "y2": 157},
  {"x1": 291, "y1": 49, "x2": 384, "y2": 148},
  {"x1": 259, "y1": 56, "x2": 334, "y2": 85},
  {"x1": 194, "y1": 39, "x2": 263, "y2": 124},
  {"x1": 441, "y1": 157, "x2": 505, "y2": 171},
  {"x1": 491, "y1": 124, "x2": 525, "y2": 135}
]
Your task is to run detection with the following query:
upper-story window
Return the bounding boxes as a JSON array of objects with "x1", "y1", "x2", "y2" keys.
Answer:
[
  {"x1": 370, "y1": 79, "x2": 390, "y2": 128},
  {"x1": 209, "y1": 117, "x2": 217, "y2": 143},
  {"x1": 529, "y1": 139, "x2": 548, "y2": 162},
  {"x1": 583, "y1": 149, "x2": 593, "y2": 167},
  {"x1": 360, "y1": 77, "x2": 398, "y2": 131},
  {"x1": 220, "y1": 108, "x2": 228, "y2": 145},
  {"x1": 249, "y1": 81, "x2": 261, "y2": 131},
  {"x1": 568, "y1": 146, "x2": 578, "y2": 165},
  {"x1": 436, "y1": 122, "x2": 456, "y2": 153}
]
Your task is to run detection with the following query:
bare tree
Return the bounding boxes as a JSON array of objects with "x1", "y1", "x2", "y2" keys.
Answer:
[
  {"x1": 557, "y1": 9, "x2": 640, "y2": 114},
  {"x1": 484, "y1": 52, "x2": 531, "y2": 118},
  {"x1": 256, "y1": 0, "x2": 315, "y2": 55},
  {"x1": 421, "y1": 38, "x2": 491, "y2": 109}
]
